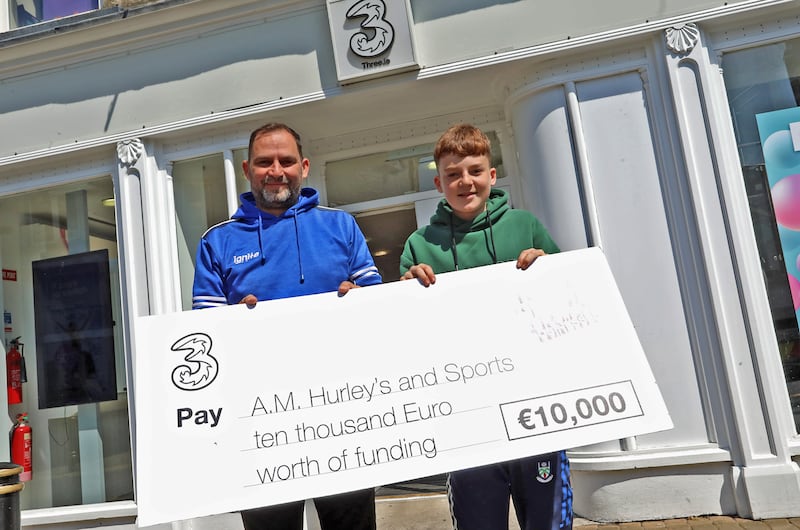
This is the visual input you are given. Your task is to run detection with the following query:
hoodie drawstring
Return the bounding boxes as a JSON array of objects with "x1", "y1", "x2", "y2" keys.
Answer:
[
  {"x1": 258, "y1": 215, "x2": 266, "y2": 265},
  {"x1": 293, "y1": 213, "x2": 305, "y2": 284},
  {"x1": 449, "y1": 206, "x2": 498, "y2": 270},
  {"x1": 449, "y1": 216, "x2": 460, "y2": 271},
  {"x1": 486, "y1": 208, "x2": 498, "y2": 265},
  {"x1": 256, "y1": 211, "x2": 305, "y2": 284}
]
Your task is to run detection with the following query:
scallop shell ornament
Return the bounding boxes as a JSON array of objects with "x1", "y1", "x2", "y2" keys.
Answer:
[
  {"x1": 117, "y1": 138, "x2": 144, "y2": 167},
  {"x1": 665, "y1": 23, "x2": 699, "y2": 55}
]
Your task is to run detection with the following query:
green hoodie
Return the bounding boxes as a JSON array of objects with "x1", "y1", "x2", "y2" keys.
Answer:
[{"x1": 399, "y1": 189, "x2": 559, "y2": 275}]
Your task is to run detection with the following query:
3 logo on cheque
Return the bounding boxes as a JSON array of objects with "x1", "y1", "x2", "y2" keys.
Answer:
[
  {"x1": 170, "y1": 332, "x2": 219, "y2": 391},
  {"x1": 170, "y1": 332, "x2": 223, "y2": 429}
]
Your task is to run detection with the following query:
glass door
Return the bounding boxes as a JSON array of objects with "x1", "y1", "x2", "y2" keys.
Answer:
[{"x1": 0, "y1": 176, "x2": 133, "y2": 509}]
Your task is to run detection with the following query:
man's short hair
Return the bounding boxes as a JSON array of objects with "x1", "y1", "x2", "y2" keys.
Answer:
[
  {"x1": 248, "y1": 123, "x2": 304, "y2": 160},
  {"x1": 434, "y1": 123, "x2": 492, "y2": 165}
]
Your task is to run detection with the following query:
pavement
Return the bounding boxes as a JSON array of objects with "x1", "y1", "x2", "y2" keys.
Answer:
[
  {"x1": 372, "y1": 493, "x2": 800, "y2": 530},
  {"x1": 374, "y1": 493, "x2": 603, "y2": 530},
  {"x1": 129, "y1": 493, "x2": 800, "y2": 530},
  {"x1": 581, "y1": 515, "x2": 800, "y2": 530},
  {"x1": 136, "y1": 476, "x2": 800, "y2": 530},
  {"x1": 576, "y1": 517, "x2": 800, "y2": 530}
]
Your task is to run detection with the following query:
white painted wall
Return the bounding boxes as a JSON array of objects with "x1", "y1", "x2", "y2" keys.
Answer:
[{"x1": 511, "y1": 68, "x2": 711, "y2": 453}]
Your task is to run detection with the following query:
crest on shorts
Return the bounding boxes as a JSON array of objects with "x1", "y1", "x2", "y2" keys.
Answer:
[{"x1": 536, "y1": 460, "x2": 553, "y2": 483}]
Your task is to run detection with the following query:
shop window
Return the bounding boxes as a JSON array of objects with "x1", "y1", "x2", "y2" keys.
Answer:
[
  {"x1": 173, "y1": 149, "x2": 250, "y2": 311},
  {"x1": 173, "y1": 153, "x2": 228, "y2": 311},
  {"x1": 325, "y1": 133, "x2": 506, "y2": 207},
  {"x1": 722, "y1": 39, "x2": 800, "y2": 431},
  {"x1": 10, "y1": 0, "x2": 99, "y2": 29},
  {"x1": 0, "y1": 176, "x2": 133, "y2": 510},
  {"x1": 352, "y1": 206, "x2": 418, "y2": 283}
]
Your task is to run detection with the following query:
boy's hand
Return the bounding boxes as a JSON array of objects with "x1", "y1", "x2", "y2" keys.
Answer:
[
  {"x1": 516, "y1": 248, "x2": 547, "y2": 270},
  {"x1": 338, "y1": 280, "x2": 360, "y2": 297},
  {"x1": 401, "y1": 264, "x2": 437, "y2": 287}
]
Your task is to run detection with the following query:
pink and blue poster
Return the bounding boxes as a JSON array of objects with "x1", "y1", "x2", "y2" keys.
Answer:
[
  {"x1": 756, "y1": 106, "x2": 800, "y2": 330},
  {"x1": 41, "y1": 0, "x2": 98, "y2": 21}
]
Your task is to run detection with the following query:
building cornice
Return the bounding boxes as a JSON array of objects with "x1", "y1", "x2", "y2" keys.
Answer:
[
  {"x1": 417, "y1": 0, "x2": 795, "y2": 80},
  {"x1": 0, "y1": 0, "x2": 322, "y2": 80},
  {"x1": 0, "y1": 0, "x2": 796, "y2": 169}
]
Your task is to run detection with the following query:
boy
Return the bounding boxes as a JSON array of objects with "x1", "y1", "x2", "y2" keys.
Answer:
[{"x1": 400, "y1": 123, "x2": 573, "y2": 530}]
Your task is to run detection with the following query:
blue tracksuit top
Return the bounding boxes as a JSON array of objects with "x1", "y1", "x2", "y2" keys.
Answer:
[{"x1": 192, "y1": 188, "x2": 382, "y2": 309}]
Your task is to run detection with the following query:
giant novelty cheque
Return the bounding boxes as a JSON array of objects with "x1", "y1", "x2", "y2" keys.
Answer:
[{"x1": 134, "y1": 247, "x2": 672, "y2": 526}]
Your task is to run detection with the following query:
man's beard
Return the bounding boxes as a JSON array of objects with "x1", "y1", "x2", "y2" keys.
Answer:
[{"x1": 255, "y1": 180, "x2": 301, "y2": 211}]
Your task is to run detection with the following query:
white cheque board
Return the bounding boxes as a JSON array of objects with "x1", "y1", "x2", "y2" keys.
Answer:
[{"x1": 134, "y1": 247, "x2": 672, "y2": 526}]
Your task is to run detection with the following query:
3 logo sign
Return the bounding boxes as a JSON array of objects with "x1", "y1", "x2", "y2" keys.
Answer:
[
  {"x1": 346, "y1": 0, "x2": 395, "y2": 58},
  {"x1": 328, "y1": 0, "x2": 417, "y2": 81}
]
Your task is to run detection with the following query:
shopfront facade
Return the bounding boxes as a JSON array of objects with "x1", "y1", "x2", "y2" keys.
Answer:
[{"x1": 1, "y1": 0, "x2": 800, "y2": 527}]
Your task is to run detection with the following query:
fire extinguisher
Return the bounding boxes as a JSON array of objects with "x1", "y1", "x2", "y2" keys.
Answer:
[
  {"x1": 6, "y1": 337, "x2": 26, "y2": 405},
  {"x1": 10, "y1": 413, "x2": 32, "y2": 482}
]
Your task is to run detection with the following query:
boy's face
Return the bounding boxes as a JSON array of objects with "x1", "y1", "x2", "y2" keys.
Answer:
[{"x1": 434, "y1": 153, "x2": 497, "y2": 221}]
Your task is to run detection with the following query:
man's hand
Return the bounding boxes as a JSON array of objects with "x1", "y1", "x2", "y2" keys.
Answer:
[
  {"x1": 401, "y1": 263, "x2": 437, "y2": 287},
  {"x1": 516, "y1": 248, "x2": 547, "y2": 270},
  {"x1": 338, "y1": 281, "x2": 360, "y2": 297},
  {"x1": 239, "y1": 294, "x2": 258, "y2": 307}
]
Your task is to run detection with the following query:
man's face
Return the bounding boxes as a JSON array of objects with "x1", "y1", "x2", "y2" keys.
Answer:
[
  {"x1": 434, "y1": 153, "x2": 497, "y2": 221},
  {"x1": 243, "y1": 129, "x2": 309, "y2": 214}
]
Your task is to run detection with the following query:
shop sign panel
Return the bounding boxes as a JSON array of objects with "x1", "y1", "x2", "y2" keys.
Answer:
[
  {"x1": 133, "y1": 247, "x2": 672, "y2": 526},
  {"x1": 326, "y1": 0, "x2": 419, "y2": 84}
]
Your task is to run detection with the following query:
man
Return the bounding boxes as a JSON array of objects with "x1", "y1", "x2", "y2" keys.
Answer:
[{"x1": 192, "y1": 122, "x2": 381, "y2": 530}]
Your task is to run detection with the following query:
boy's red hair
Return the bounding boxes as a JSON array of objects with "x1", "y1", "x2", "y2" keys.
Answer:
[{"x1": 434, "y1": 123, "x2": 492, "y2": 165}]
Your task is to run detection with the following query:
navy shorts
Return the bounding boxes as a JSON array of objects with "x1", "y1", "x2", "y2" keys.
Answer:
[{"x1": 448, "y1": 451, "x2": 572, "y2": 530}]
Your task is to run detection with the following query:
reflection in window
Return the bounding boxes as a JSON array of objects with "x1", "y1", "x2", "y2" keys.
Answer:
[
  {"x1": 354, "y1": 207, "x2": 418, "y2": 283},
  {"x1": 325, "y1": 132, "x2": 505, "y2": 207},
  {"x1": 0, "y1": 177, "x2": 132, "y2": 509},
  {"x1": 722, "y1": 39, "x2": 800, "y2": 431},
  {"x1": 173, "y1": 148, "x2": 250, "y2": 310},
  {"x1": 12, "y1": 0, "x2": 99, "y2": 29},
  {"x1": 173, "y1": 154, "x2": 231, "y2": 311},
  {"x1": 326, "y1": 148, "x2": 430, "y2": 207}
]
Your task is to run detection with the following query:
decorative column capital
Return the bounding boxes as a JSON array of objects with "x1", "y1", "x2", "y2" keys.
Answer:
[
  {"x1": 116, "y1": 138, "x2": 144, "y2": 167},
  {"x1": 665, "y1": 22, "x2": 700, "y2": 55}
]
